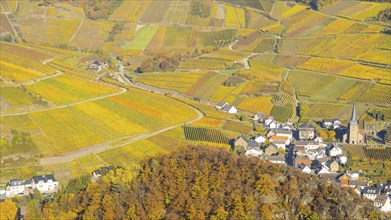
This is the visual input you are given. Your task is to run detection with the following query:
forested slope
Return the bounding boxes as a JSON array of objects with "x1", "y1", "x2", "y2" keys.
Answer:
[{"x1": 35, "y1": 146, "x2": 387, "y2": 219}]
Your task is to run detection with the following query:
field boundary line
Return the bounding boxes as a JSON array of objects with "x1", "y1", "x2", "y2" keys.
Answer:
[{"x1": 70, "y1": 18, "x2": 84, "y2": 43}]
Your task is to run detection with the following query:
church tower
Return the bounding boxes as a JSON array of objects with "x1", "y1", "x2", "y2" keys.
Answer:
[{"x1": 348, "y1": 102, "x2": 359, "y2": 144}]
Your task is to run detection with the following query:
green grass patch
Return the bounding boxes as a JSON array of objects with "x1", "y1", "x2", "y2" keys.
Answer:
[{"x1": 122, "y1": 25, "x2": 159, "y2": 50}]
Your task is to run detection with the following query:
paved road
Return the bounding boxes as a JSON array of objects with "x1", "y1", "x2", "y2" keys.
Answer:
[{"x1": 0, "y1": 87, "x2": 127, "y2": 117}]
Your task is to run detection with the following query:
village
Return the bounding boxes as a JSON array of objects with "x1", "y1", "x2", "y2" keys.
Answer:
[{"x1": 222, "y1": 102, "x2": 391, "y2": 213}]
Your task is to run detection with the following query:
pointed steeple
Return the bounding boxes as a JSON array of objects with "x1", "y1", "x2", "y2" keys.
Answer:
[{"x1": 350, "y1": 101, "x2": 358, "y2": 126}]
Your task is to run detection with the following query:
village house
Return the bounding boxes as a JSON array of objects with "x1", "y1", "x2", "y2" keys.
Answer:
[
  {"x1": 6, "y1": 179, "x2": 25, "y2": 196},
  {"x1": 262, "y1": 116, "x2": 277, "y2": 129},
  {"x1": 322, "y1": 119, "x2": 341, "y2": 129},
  {"x1": 254, "y1": 135, "x2": 267, "y2": 145},
  {"x1": 222, "y1": 104, "x2": 237, "y2": 114},
  {"x1": 215, "y1": 102, "x2": 227, "y2": 110},
  {"x1": 263, "y1": 154, "x2": 286, "y2": 164},
  {"x1": 245, "y1": 148, "x2": 263, "y2": 158},
  {"x1": 86, "y1": 60, "x2": 103, "y2": 72},
  {"x1": 269, "y1": 135, "x2": 290, "y2": 150},
  {"x1": 4, "y1": 174, "x2": 59, "y2": 198},
  {"x1": 294, "y1": 156, "x2": 312, "y2": 167},
  {"x1": 251, "y1": 112, "x2": 265, "y2": 121},
  {"x1": 215, "y1": 102, "x2": 237, "y2": 114},
  {"x1": 326, "y1": 144, "x2": 343, "y2": 157},
  {"x1": 362, "y1": 187, "x2": 381, "y2": 201},
  {"x1": 348, "y1": 180, "x2": 368, "y2": 190},
  {"x1": 374, "y1": 195, "x2": 391, "y2": 212},
  {"x1": 264, "y1": 143, "x2": 278, "y2": 156},
  {"x1": 31, "y1": 175, "x2": 59, "y2": 193},
  {"x1": 294, "y1": 140, "x2": 320, "y2": 151},
  {"x1": 336, "y1": 155, "x2": 348, "y2": 165},
  {"x1": 324, "y1": 159, "x2": 339, "y2": 172},
  {"x1": 383, "y1": 183, "x2": 391, "y2": 195},
  {"x1": 92, "y1": 166, "x2": 113, "y2": 181},
  {"x1": 307, "y1": 147, "x2": 326, "y2": 160},
  {"x1": 318, "y1": 173, "x2": 340, "y2": 184},
  {"x1": 298, "y1": 123, "x2": 316, "y2": 140},
  {"x1": 234, "y1": 136, "x2": 258, "y2": 150},
  {"x1": 267, "y1": 128, "x2": 292, "y2": 140},
  {"x1": 296, "y1": 163, "x2": 312, "y2": 174}
]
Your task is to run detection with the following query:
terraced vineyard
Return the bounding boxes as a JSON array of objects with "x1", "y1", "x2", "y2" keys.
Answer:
[{"x1": 183, "y1": 126, "x2": 230, "y2": 144}]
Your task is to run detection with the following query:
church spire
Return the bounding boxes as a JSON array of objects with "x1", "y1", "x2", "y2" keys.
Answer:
[{"x1": 350, "y1": 101, "x2": 358, "y2": 126}]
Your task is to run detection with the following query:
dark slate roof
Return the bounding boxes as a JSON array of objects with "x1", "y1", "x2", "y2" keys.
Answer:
[
  {"x1": 222, "y1": 104, "x2": 233, "y2": 111},
  {"x1": 92, "y1": 60, "x2": 101, "y2": 66},
  {"x1": 362, "y1": 187, "x2": 380, "y2": 195},
  {"x1": 299, "y1": 123, "x2": 315, "y2": 130},
  {"x1": 32, "y1": 174, "x2": 57, "y2": 184},
  {"x1": 7, "y1": 179, "x2": 24, "y2": 186},
  {"x1": 93, "y1": 166, "x2": 113, "y2": 176},
  {"x1": 216, "y1": 102, "x2": 227, "y2": 107},
  {"x1": 24, "y1": 179, "x2": 33, "y2": 185},
  {"x1": 274, "y1": 128, "x2": 292, "y2": 135},
  {"x1": 247, "y1": 139, "x2": 259, "y2": 148},
  {"x1": 325, "y1": 159, "x2": 337, "y2": 168}
]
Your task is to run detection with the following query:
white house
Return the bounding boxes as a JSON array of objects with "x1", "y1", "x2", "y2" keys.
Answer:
[
  {"x1": 87, "y1": 60, "x2": 103, "y2": 72},
  {"x1": 317, "y1": 166, "x2": 330, "y2": 174},
  {"x1": 262, "y1": 116, "x2": 277, "y2": 129},
  {"x1": 221, "y1": 104, "x2": 237, "y2": 114},
  {"x1": 346, "y1": 170, "x2": 361, "y2": 180},
  {"x1": 252, "y1": 112, "x2": 265, "y2": 121},
  {"x1": 295, "y1": 140, "x2": 320, "y2": 151},
  {"x1": 254, "y1": 135, "x2": 267, "y2": 145},
  {"x1": 326, "y1": 144, "x2": 343, "y2": 157},
  {"x1": 296, "y1": 163, "x2": 312, "y2": 174},
  {"x1": 362, "y1": 187, "x2": 381, "y2": 201},
  {"x1": 6, "y1": 179, "x2": 25, "y2": 196},
  {"x1": 267, "y1": 129, "x2": 292, "y2": 140},
  {"x1": 374, "y1": 195, "x2": 391, "y2": 212},
  {"x1": 336, "y1": 155, "x2": 348, "y2": 165},
  {"x1": 322, "y1": 119, "x2": 341, "y2": 129},
  {"x1": 215, "y1": 102, "x2": 227, "y2": 110},
  {"x1": 31, "y1": 175, "x2": 59, "y2": 193},
  {"x1": 269, "y1": 136, "x2": 289, "y2": 151},
  {"x1": 245, "y1": 148, "x2": 263, "y2": 157},
  {"x1": 307, "y1": 148, "x2": 326, "y2": 160}
]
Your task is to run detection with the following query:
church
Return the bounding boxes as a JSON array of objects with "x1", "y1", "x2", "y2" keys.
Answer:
[{"x1": 343, "y1": 102, "x2": 365, "y2": 144}]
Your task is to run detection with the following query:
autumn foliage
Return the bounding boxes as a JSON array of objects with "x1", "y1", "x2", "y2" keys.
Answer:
[{"x1": 33, "y1": 146, "x2": 389, "y2": 219}]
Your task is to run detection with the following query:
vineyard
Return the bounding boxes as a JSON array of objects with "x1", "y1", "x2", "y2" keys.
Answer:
[
  {"x1": 136, "y1": 71, "x2": 207, "y2": 94},
  {"x1": 179, "y1": 59, "x2": 226, "y2": 70},
  {"x1": 343, "y1": 145, "x2": 391, "y2": 161},
  {"x1": 183, "y1": 126, "x2": 230, "y2": 144},
  {"x1": 222, "y1": 120, "x2": 253, "y2": 134},
  {"x1": 237, "y1": 96, "x2": 273, "y2": 114},
  {"x1": 26, "y1": 74, "x2": 118, "y2": 104},
  {"x1": 1, "y1": 89, "x2": 197, "y2": 157},
  {"x1": 270, "y1": 105, "x2": 294, "y2": 122},
  {"x1": 190, "y1": 117, "x2": 225, "y2": 129}
]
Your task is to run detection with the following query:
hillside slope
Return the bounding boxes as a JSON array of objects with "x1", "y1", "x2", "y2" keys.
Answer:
[{"x1": 39, "y1": 146, "x2": 387, "y2": 219}]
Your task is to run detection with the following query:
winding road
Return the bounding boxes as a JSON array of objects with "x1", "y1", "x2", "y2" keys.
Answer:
[{"x1": 36, "y1": 59, "x2": 205, "y2": 165}]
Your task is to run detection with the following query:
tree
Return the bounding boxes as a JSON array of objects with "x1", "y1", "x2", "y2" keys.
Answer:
[
  {"x1": 0, "y1": 200, "x2": 17, "y2": 220},
  {"x1": 385, "y1": 127, "x2": 391, "y2": 144},
  {"x1": 328, "y1": 130, "x2": 336, "y2": 138},
  {"x1": 319, "y1": 131, "x2": 328, "y2": 140}
]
